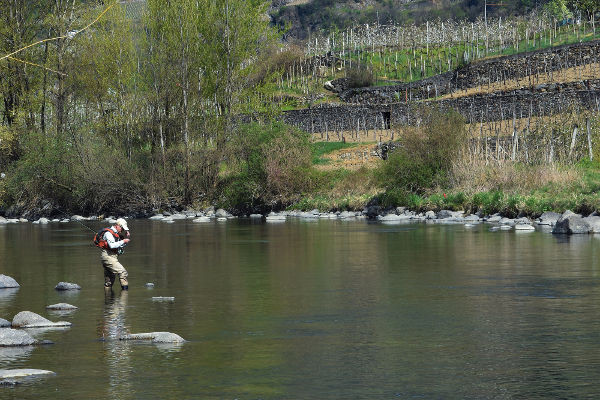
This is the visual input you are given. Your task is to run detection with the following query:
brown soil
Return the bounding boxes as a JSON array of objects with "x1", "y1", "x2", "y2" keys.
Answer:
[
  {"x1": 439, "y1": 63, "x2": 600, "y2": 100},
  {"x1": 315, "y1": 143, "x2": 382, "y2": 171}
]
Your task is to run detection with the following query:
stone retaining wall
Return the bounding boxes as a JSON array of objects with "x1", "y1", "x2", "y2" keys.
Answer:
[
  {"x1": 282, "y1": 88, "x2": 600, "y2": 133},
  {"x1": 339, "y1": 40, "x2": 600, "y2": 104}
]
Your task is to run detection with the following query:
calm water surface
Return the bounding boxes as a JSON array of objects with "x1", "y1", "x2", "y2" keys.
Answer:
[{"x1": 0, "y1": 219, "x2": 599, "y2": 399}]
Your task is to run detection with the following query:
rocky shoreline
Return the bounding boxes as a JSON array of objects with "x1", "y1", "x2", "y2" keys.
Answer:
[{"x1": 3, "y1": 207, "x2": 600, "y2": 234}]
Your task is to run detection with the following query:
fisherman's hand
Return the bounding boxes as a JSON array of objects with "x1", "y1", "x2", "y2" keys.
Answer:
[{"x1": 123, "y1": 239, "x2": 130, "y2": 244}]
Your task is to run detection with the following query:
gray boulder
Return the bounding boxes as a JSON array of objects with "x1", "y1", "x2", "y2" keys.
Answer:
[
  {"x1": 437, "y1": 210, "x2": 454, "y2": 219},
  {"x1": 537, "y1": 211, "x2": 561, "y2": 226},
  {"x1": 552, "y1": 211, "x2": 592, "y2": 234},
  {"x1": 0, "y1": 318, "x2": 11, "y2": 327},
  {"x1": 424, "y1": 211, "x2": 436, "y2": 219},
  {"x1": 0, "y1": 328, "x2": 38, "y2": 346},
  {"x1": 486, "y1": 215, "x2": 502, "y2": 223},
  {"x1": 46, "y1": 303, "x2": 78, "y2": 310},
  {"x1": 119, "y1": 332, "x2": 185, "y2": 343},
  {"x1": 583, "y1": 215, "x2": 600, "y2": 233},
  {"x1": 0, "y1": 216, "x2": 6, "y2": 224},
  {"x1": 0, "y1": 275, "x2": 20, "y2": 289},
  {"x1": 145, "y1": 283, "x2": 155, "y2": 288},
  {"x1": 215, "y1": 208, "x2": 231, "y2": 218},
  {"x1": 11, "y1": 311, "x2": 71, "y2": 328},
  {"x1": 54, "y1": 282, "x2": 81, "y2": 290}
]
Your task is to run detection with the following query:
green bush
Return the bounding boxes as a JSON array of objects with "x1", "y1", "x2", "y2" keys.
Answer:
[
  {"x1": 377, "y1": 108, "x2": 467, "y2": 197},
  {"x1": 221, "y1": 122, "x2": 312, "y2": 211}
]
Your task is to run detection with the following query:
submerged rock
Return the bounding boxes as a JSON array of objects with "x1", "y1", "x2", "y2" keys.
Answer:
[
  {"x1": 54, "y1": 282, "x2": 81, "y2": 290},
  {"x1": 152, "y1": 297, "x2": 174, "y2": 301},
  {"x1": 119, "y1": 332, "x2": 185, "y2": 343},
  {"x1": 46, "y1": 303, "x2": 78, "y2": 310},
  {"x1": 0, "y1": 275, "x2": 20, "y2": 289},
  {"x1": 515, "y1": 224, "x2": 535, "y2": 231},
  {"x1": 0, "y1": 328, "x2": 38, "y2": 346},
  {"x1": 0, "y1": 369, "x2": 55, "y2": 384},
  {"x1": 11, "y1": 311, "x2": 71, "y2": 328}
]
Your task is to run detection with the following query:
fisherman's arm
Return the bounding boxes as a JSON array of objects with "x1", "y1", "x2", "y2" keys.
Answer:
[{"x1": 104, "y1": 231, "x2": 128, "y2": 249}]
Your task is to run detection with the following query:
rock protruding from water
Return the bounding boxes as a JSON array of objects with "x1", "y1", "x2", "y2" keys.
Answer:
[
  {"x1": 0, "y1": 369, "x2": 55, "y2": 384},
  {"x1": 552, "y1": 211, "x2": 592, "y2": 234},
  {"x1": 54, "y1": 282, "x2": 81, "y2": 291},
  {"x1": 0, "y1": 318, "x2": 12, "y2": 327},
  {"x1": 145, "y1": 283, "x2": 155, "y2": 288},
  {"x1": 537, "y1": 211, "x2": 561, "y2": 226},
  {"x1": 119, "y1": 332, "x2": 185, "y2": 343},
  {"x1": 46, "y1": 303, "x2": 78, "y2": 310},
  {"x1": 0, "y1": 328, "x2": 38, "y2": 346},
  {"x1": 583, "y1": 215, "x2": 600, "y2": 233},
  {"x1": 0, "y1": 275, "x2": 20, "y2": 289},
  {"x1": 11, "y1": 311, "x2": 72, "y2": 328}
]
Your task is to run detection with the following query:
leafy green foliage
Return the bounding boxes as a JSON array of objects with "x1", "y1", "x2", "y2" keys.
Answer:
[
  {"x1": 221, "y1": 122, "x2": 313, "y2": 212},
  {"x1": 377, "y1": 108, "x2": 467, "y2": 195}
]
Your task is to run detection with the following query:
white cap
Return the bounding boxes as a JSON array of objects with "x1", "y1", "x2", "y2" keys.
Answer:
[{"x1": 116, "y1": 218, "x2": 129, "y2": 231}]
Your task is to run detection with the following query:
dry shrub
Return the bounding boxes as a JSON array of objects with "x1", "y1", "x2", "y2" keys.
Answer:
[
  {"x1": 263, "y1": 133, "x2": 312, "y2": 201},
  {"x1": 251, "y1": 44, "x2": 305, "y2": 85},
  {"x1": 451, "y1": 158, "x2": 581, "y2": 193},
  {"x1": 329, "y1": 167, "x2": 379, "y2": 198}
]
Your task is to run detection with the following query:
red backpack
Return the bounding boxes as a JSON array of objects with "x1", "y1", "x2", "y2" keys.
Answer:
[{"x1": 93, "y1": 228, "x2": 120, "y2": 250}]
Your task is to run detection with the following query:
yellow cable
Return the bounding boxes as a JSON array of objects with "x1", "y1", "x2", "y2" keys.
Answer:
[
  {"x1": 6, "y1": 56, "x2": 67, "y2": 76},
  {"x1": 0, "y1": 1, "x2": 118, "y2": 63}
]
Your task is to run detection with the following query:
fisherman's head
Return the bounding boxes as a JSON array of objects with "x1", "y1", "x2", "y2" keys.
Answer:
[{"x1": 115, "y1": 218, "x2": 130, "y2": 238}]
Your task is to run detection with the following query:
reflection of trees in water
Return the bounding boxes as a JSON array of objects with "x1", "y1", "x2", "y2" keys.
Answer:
[{"x1": 101, "y1": 290, "x2": 133, "y2": 396}]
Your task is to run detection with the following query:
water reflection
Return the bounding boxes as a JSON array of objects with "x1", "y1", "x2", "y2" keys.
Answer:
[
  {"x1": 0, "y1": 288, "x2": 19, "y2": 306},
  {"x1": 47, "y1": 309, "x2": 78, "y2": 318},
  {"x1": 1, "y1": 220, "x2": 600, "y2": 398},
  {"x1": 0, "y1": 346, "x2": 34, "y2": 366},
  {"x1": 55, "y1": 290, "x2": 81, "y2": 300},
  {"x1": 154, "y1": 342, "x2": 185, "y2": 353},
  {"x1": 24, "y1": 326, "x2": 70, "y2": 338},
  {"x1": 100, "y1": 289, "x2": 133, "y2": 396}
]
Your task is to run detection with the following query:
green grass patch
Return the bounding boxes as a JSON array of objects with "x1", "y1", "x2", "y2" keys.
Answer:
[{"x1": 311, "y1": 141, "x2": 357, "y2": 165}]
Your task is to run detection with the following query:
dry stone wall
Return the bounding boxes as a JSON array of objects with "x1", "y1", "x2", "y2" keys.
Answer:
[
  {"x1": 282, "y1": 87, "x2": 600, "y2": 133},
  {"x1": 339, "y1": 40, "x2": 600, "y2": 104}
]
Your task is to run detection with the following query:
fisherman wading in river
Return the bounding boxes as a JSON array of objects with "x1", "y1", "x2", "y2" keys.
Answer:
[{"x1": 94, "y1": 218, "x2": 131, "y2": 290}]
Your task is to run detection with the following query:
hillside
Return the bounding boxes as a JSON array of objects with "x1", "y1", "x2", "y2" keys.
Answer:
[{"x1": 270, "y1": 0, "x2": 540, "y2": 40}]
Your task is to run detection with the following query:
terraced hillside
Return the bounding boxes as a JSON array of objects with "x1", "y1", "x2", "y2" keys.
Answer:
[{"x1": 283, "y1": 37, "x2": 600, "y2": 168}]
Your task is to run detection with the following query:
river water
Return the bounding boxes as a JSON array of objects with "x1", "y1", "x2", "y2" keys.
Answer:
[{"x1": 1, "y1": 219, "x2": 599, "y2": 399}]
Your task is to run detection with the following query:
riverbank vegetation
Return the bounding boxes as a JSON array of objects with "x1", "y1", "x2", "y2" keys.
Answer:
[{"x1": 2, "y1": 0, "x2": 600, "y2": 218}]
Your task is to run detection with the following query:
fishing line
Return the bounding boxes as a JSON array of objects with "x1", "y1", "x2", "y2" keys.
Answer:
[{"x1": 0, "y1": 1, "x2": 119, "y2": 67}]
